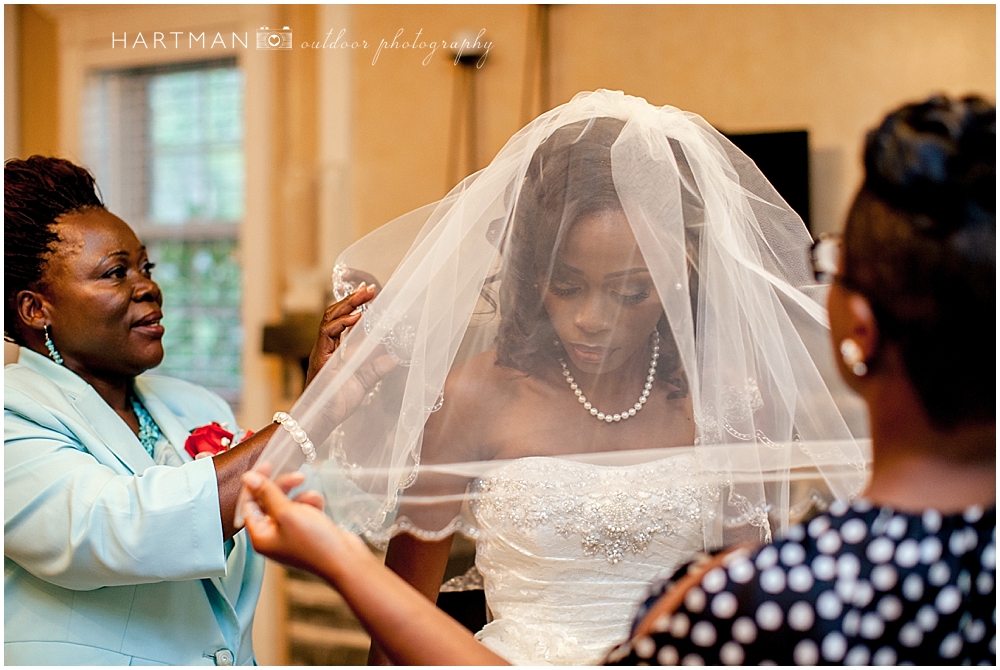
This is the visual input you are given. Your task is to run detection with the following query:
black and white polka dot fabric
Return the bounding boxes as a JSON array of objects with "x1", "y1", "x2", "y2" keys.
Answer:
[{"x1": 605, "y1": 501, "x2": 996, "y2": 665}]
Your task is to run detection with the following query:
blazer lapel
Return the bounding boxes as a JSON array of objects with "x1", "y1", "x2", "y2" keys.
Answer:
[
  {"x1": 71, "y1": 387, "x2": 156, "y2": 475},
  {"x1": 134, "y1": 377, "x2": 196, "y2": 463},
  {"x1": 17, "y1": 349, "x2": 154, "y2": 475}
]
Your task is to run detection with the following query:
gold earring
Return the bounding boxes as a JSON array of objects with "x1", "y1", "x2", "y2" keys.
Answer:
[{"x1": 839, "y1": 338, "x2": 867, "y2": 377}]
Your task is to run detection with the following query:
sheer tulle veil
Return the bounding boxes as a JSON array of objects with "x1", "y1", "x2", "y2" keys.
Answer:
[{"x1": 242, "y1": 90, "x2": 870, "y2": 548}]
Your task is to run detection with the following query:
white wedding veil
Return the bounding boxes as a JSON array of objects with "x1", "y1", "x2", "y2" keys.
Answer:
[{"x1": 247, "y1": 90, "x2": 869, "y2": 549}]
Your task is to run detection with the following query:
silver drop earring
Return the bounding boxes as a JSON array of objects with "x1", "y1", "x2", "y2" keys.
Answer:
[
  {"x1": 839, "y1": 338, "x2": 867, "y2": 377},
  {"x1": 44, "y1": 325, "x2": 64, "y2": 365}
]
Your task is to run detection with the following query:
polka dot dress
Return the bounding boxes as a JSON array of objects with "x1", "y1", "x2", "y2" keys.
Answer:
[{"x1": 604, "y1": 502, "x2": 996, "y2": 665}]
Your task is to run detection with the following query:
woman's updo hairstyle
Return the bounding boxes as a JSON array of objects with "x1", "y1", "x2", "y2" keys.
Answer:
[
  {"x1": 841, "y1": 95, "x2": 995, "y2": 428},
  {"x1": 4, "y1": 156, "x2": 105, "y2": 344}
]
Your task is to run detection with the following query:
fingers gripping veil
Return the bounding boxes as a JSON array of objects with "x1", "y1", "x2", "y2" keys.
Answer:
[{"x1": 249, "y1": 90, "x2": 869, "y2": 549}]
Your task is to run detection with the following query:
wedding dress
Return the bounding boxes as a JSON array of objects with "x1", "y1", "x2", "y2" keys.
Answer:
[
  {"x1": 246, "y1": 90, "x2": 871, "y2": 665},
  {"x1": 471, "y1": 455, "x2": 710, "y2": 665}
]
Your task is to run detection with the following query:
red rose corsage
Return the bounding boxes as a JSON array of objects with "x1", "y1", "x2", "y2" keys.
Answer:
[{"x1": 185, "y1": 422, "x2": 253, "y2": 460}]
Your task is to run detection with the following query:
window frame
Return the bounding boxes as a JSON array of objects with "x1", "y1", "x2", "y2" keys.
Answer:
[{"x1": 54, "y1": 4, "x2": 281, "y2": 430}]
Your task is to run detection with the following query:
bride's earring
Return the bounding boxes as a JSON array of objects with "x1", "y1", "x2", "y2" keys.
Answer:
[
  {"x1": 839, "y1": 338, "x2": 867, "y2": 377},
  {"x1": 44, "y1": 325, "x2": 64, "y2": 366}
]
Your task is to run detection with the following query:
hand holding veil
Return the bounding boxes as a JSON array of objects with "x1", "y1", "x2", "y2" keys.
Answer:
[{"x1": 247, "y1": 90, "x2": 869, "y2": 550}]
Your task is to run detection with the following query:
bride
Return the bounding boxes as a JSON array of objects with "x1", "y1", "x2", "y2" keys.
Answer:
[{"x1": 248, "y1": 90, "x2": 868, "y2": 665}]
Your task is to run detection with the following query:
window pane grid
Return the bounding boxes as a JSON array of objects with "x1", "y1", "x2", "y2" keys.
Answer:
[{"x1": 148, "y1": 68, "x2": 245, "y2": 226}]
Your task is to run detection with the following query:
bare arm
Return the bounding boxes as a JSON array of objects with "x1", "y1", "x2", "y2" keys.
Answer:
[
  {"x1": 384, "y1": 533, "x2": 455, "y2": 603},
  {"x1": 366, "y1": 358, "x2": 490, "y2": 662},
  {"x1": 212, "y1": 425, "x2": 277, "y2": 541},
  {"x1": 367, "y1": 532, "x2": 455, "y2": 664},
  {"x1": 242, "y1": 471, "x2": 508, "y2": 666}
]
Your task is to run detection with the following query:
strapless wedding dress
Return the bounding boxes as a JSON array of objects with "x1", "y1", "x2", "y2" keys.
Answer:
[{"x1": 469, "y1": 454, "x2": 716, "y2": 665}]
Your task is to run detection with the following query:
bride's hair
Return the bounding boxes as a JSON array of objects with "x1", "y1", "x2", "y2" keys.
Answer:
[
  {"x1": 842, "y1": 94, "x2": 995, "y2": 428},
  {"x1": 493, "y1": 117, "x2": 688, "y2": 396}
]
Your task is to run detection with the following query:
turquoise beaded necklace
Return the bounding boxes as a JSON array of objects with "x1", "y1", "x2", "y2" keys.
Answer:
[{"x1": 129, "y1": 392, "x2": 162, "y2": 457}]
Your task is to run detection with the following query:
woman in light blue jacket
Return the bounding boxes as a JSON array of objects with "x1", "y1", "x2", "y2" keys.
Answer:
[{"x1": 3, "y1": 156, "x2": 377, "y2": 665}]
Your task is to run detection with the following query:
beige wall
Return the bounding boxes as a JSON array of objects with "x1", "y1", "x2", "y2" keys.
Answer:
[
  {"x1": 18, "y1": 5, "x2": 60, "y2": 158},
  {"x1": 351, "y1": 5, "x2": 531, "y2": 237},
  {"x1": 6, "y1": 5, "x2": 21, "y2": 160},
  {"x1": 352, "y1": 4, "x2": 995, "y2": 235},
  {"x1": 4, "y1": 6, "x2": 22, "y2": 365}
]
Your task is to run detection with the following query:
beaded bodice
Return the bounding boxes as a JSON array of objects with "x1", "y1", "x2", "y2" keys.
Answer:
[{"x1": 469, "y1": 454, "x2": 716, "y2": 665}]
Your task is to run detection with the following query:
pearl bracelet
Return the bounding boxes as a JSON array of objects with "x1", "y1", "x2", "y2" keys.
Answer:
[{"x1": 272, "y1": 411, "x2": 316, "y2": 464}]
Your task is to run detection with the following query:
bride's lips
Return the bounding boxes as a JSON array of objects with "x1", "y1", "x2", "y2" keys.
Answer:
[
  {"x1": 132, "y1": 311, "x2": 165, "y2": 338},
  {"x1": 570, "y1": 344, "x2": 612, "y2": 364}
]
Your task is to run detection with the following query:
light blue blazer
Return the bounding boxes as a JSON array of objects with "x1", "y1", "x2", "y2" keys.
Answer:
[{"x1": 4, "y1": 348, "x2": 265, "y2": 665}]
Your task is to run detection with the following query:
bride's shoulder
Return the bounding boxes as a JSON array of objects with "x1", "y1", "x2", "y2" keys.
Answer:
[
  {"x1": 444, "y1": 349, "x2": 523, "y2": 406},
  {"x1": 424, "y1": 350, "x2": 516, "y2": 458}
]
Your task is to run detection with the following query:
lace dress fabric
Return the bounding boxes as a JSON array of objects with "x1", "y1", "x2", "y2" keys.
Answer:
[{"x1": 469, "y1": 454, "x2": 717, "y2": 665}]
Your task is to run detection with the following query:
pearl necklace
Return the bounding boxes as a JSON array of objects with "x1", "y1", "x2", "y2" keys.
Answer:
[{"x1": 559, "y1": 331, "x2": 660, "y2": 423}]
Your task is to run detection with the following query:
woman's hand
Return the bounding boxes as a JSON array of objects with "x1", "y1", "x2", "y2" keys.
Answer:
[
  {"x1": 306, "y1": 283, "x2": 378, "y2": 387},
  {"x1": 241, "y1": 468, "x2": 509, "y2": 666},
  {"x1": 241, "y1": 468, "x2": 368, "y2": 578}
]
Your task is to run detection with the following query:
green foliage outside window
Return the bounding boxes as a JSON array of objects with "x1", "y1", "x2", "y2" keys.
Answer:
[
  {"x1": 148, "y1": 239, "x2": 243, "y2": 404},
  {"x1": 148, "y1": 68, "x2": 245, "y2": 225}
]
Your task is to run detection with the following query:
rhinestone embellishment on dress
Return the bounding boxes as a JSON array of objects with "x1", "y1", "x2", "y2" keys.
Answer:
[{"x1": 471, "y1": 456, "x2": 718, "y2": 564}]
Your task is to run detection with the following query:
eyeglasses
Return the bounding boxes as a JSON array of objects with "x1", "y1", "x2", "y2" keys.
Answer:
[{"x1": 810, "y1": 233, "x2": 842, "y2": 284}]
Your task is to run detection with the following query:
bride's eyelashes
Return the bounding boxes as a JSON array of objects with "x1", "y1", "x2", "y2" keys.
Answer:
[
  {"x1": 546, "y1": 282, "x2": 651, "y2": 306},
  {"x1": 547, "y1": 283, "x2": 581, "y2": 298},
  {"x1": 612, "y1": 288, "x2": 650, "y2": 306}
]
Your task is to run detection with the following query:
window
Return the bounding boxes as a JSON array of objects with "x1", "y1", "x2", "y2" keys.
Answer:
[{"x1": 82, "y1": 59, "x2": 245, "y2": 406}]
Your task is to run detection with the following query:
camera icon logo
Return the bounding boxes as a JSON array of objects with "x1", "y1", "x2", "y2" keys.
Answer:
[{"x1": 256, "y1": 26, "x2": 292, "y2": 50}]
